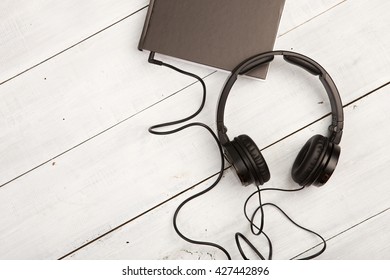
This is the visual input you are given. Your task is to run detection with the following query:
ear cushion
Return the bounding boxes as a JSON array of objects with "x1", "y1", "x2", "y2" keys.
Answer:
[
  {"x1": 223, "y1": 142, "x2": 253, "y2": 186},
  {"x1": 291, "y1": 134, "x2": 328, "y2": 186},
  {"x1": 236, "y1": 135, "x2": 270, "y2": 185}
]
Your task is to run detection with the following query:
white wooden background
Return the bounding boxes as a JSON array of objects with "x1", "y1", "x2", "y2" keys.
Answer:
[{"x1": 0, "y1": 0, "x2": 389, "y2": 260}]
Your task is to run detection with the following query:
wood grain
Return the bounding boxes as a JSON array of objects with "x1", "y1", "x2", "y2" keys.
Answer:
[
  {"x1": 0, "y1": 9, "x2": 212, "y2": 187},
  {"x1": 0, "y1": 0, "x2": 148, "y2": 84},
  {"x1": 67, "y1": 85, "x2": 390, "y2": 259},
  {"x1": 317, "y1": 209, "x2": 390, "y2": 260},
  {"x1": 0, "y1": 1, "x2": 350, "y2": 188},
  {"x1": 0, "y1": 0, "x2": 389, "y2": 260}
]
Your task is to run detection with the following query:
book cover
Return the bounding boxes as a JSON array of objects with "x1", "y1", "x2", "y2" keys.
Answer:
[{"x1": 139, "y1": 0, "x2": 285, "y2": 79}]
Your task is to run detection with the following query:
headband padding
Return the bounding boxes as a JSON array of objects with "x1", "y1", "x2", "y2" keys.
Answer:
[
  {"x1": 237, "y1": 135, "x2": 270, "y2": 184},
  {"x1": 291, "y1": 134, "x2": 328, "y2": 186}
]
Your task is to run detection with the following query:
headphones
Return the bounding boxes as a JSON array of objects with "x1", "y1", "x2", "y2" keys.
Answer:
[{"x1": 216, "y1": 50, "x2": 344, "y2": 187}]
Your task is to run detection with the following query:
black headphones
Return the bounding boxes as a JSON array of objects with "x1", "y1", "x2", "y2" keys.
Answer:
[{"x1": 216, "y1": 50, "x2": 344, "y2": 187}]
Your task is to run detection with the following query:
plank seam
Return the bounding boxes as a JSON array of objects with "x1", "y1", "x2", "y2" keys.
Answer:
[
  {"x1": 291, "y1": 207, "x2": 390, "y2": 259},
  {"x1": 0, "y1": 71, "x2": 217, "y2": 189},
  {"x1": 261, "y1": 81, "x2": 390, "y2": 152},
  {"x1": 277, "y1": 0, "x2": 347, "y2": 38},
  {"x1": 58, "y1": 165, "x2": 225, "y2": 260},
  {"x1": 57, "y1": 81, "x2": 390, "y2": 259},
  {"x1": 0, "y1": 1, "x2": 354, "y2": 187},
  {"x1": 0, "y1": 5, "x2": 148, "y2": 86},
  {"x1": 0, "y1": 1, "x2": 343, "y2": 87}
]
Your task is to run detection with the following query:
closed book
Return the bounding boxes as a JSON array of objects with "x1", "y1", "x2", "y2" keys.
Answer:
[{"x1": 139, "y1": 0, "x2": 285, "y2": 79}]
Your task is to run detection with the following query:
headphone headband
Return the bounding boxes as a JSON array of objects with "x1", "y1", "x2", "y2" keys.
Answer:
[{"x1": 216, "y1": 50, "x2": 344, "y2": 145}]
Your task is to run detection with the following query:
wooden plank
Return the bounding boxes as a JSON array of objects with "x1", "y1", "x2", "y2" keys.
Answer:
[
  {"x1": 274, "y1": 0, "x2": 390, "y2": 100},
  {"x1": 67, "y1": 85, "x2": 390, "y2": 260},
  {"x1": 0, "y1": 71, "x2": 245, "y2": 259},
  {"x1": 278, "y1": 0, "x2": 345, "y2": 36},
  {"x1": 1, "y1": 0, "x2": 389, "y2": 259},
  {"x1": 0, "y1": 9, "x2": 212, "y2": 187},
  {"x1": 0, "y1": 0, "x2": 350, "y2": 187},
  {"x1": 0, "y1": 0, "x2": 342, "y2": 84},
  {"x1": 0, "y1": 0, "x2": 148, "y2": 84},
  {"x1": 317, "y1": 209, "x2": 390, "y2": 260}
]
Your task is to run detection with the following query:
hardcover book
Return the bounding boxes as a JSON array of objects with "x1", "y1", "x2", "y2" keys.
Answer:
[{"x1": 138, "y1": 0, "x2": 285, "y2": 79}]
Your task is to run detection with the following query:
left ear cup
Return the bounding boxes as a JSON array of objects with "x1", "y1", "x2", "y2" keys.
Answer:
[
  {"x1": 223, "y1": 142, "x2": 254, "y2": 186},
  {"x1": 234, "y1": 135, "x2": 270, "y2": 186},
  {"x1": 291, "y1": 134, "x2": 340, "y2": 186}
]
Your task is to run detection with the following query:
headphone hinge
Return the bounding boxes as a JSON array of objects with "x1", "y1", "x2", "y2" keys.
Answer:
[{"x1": 328, "y1": 124, "x2": 343, "y2": 144}]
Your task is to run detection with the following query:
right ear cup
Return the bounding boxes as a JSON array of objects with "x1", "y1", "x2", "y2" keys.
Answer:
[
  {"x1": 292, "y1": 135, "x2": 327, "y2": 186},
  {"x1": 224, "y1": 134, "x2": 270, "y2": 186},
  {"x1": 291, "y1": 134, "x2": 340, "y2": 187}
]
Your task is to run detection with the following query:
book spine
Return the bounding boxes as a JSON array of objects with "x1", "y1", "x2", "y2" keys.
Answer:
[{"x1": 138, "y1": 0, "x2": 156, "y2": 51}]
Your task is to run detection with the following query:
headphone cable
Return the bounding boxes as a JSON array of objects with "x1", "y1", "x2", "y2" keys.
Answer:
[
  {"x1": 148, "y1": 52, "x2": 206, "y2": 133},
  {"x1": 148, "y1": 52, "x2": 231, "y2": 259},
  {"x1": 238, "y1": 186, "x2": 327, "y2": 260}
]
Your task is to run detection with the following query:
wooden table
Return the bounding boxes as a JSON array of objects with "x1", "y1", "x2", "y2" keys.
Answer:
[{"x1": 0, "y1": 0, "x2": 389, "y2": 260}]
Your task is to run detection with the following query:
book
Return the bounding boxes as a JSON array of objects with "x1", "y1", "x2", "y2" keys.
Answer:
[{"x1": 138, "y1": 0, "x2": 285, "y2": 79}]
